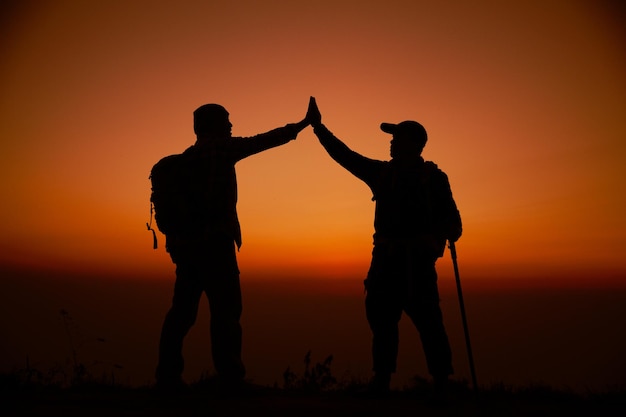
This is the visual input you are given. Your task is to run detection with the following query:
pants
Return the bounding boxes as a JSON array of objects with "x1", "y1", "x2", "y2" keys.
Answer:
[
  {"x1": 156, "y1": 237, "x2": 245, "y2": 383},
  {"x1": 365, "y1": 243, "x2": 453, "y2": 379}
]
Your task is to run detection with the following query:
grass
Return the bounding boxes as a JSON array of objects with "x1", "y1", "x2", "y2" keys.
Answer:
[
  {"x1": 2, "y1": 352, "x2": 624, "y2": 417},
  {"x1": 3, "y1": 310, "x2": 623, "y2": 415}
]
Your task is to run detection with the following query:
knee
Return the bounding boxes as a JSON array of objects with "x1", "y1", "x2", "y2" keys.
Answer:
[
  {"x1": 166, "y1": 304, "x2": 199, "y2": 328},
  {"x1": 211, "y1": 311, "x2": 240, "y2": 329},
  {"x1": 366, "y1": 309, "x2": 400, "y2": 334}
]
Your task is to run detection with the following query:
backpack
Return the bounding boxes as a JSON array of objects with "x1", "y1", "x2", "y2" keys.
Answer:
[
  {"x1": 147, "y1": 153, "x2": 191, "y2": 248},
  {"x1": 372, "y1": 160, "x2": 461, "y2": 257},
  {"x1": 422, "y1": 161, "x2": 462, "y2": 252}
]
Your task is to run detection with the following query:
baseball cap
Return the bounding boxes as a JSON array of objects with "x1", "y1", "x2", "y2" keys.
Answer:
[{"x1": 380, "y1": 120, "x2": 427, "y2": 147}]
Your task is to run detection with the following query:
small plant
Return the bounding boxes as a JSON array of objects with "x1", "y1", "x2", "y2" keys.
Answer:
[
  {"x1": 58, "y1": 309, "x2": 123, "y2": 387},
  {"x1": 283, "y1": 350, "x2": 337, "y2": 392}
]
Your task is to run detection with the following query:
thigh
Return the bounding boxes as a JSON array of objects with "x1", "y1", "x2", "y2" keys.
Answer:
[
  {"x1": 201, "y1": 240, "x2": 242, "y2": 317},
  {"x1": 206, "y1": 274, "x2": 242, "y2": 319},
  {"x1": 366, "y1": 247, "x2": 405, "y2": 324},
  {"x1": 404, "y1": 259, "x2": 443, "y2": 323},
  {"x1": 171, "y1": 262, "x2": 205, "y2": 310},
  {"x1": 365, "y1": 245, "x2": 405, "y2": 292}
]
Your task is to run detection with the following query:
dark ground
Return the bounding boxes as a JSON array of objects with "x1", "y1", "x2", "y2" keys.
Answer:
[
  {"x1": 3, "y1": 378, "x2": 624, "y2": 417},
  {"x1": 2, "y1": 271, "x2": 626, "y2": 415}
]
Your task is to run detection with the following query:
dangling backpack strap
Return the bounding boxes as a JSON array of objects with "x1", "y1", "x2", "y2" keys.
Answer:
[
  {"x1": 147, "y1": 205, "x2": 158, "y2": 250},
  {"x1": 146, "y1": 177, "x2": 158, "y2": 249}
]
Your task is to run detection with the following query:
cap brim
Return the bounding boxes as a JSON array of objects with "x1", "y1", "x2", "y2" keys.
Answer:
[{"x1": 380, "y1": 123, "x2": 396, "y2": 134}]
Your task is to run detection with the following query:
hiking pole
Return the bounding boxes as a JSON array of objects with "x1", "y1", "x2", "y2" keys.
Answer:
[{"x1": 449, "y1": 240, "x2": 478, "y2": 391}]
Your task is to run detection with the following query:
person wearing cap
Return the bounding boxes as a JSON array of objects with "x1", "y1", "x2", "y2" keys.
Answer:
[
  {"x1": 306, "y1": 97, "x2": 462, "y2": 393},
  {"x1": 155, "y1": 102, "x2": 309, "y2": 392}
]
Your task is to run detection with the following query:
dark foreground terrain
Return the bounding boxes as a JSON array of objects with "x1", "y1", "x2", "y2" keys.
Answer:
[{"x1": 3, "y1": 378, "x2": 624, "y2": 417}]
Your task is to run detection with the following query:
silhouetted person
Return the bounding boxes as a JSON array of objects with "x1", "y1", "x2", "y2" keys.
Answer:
[
  {"x1": 306, "y1": 97, "x2": 462, "y2": 393},
  {"x1": 153, "y1": 103, "x2": 309, "y2": 392}
]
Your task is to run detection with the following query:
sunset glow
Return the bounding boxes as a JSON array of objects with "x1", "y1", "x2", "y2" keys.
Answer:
[
  {"x1": 1, "y1": 1, "x2": 624, "y2": 286},
  {"x1": 2, "y1": 2, "x2": 626, "y2": 394}
]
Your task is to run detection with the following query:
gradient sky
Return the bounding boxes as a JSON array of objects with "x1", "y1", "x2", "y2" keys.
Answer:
[{"x1": 1, "y1": 0, "x2": 625, "y2": 285}]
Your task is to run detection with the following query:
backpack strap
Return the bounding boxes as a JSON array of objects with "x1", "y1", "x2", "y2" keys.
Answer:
[{"x1": 146, "y1": 200, "x2": 158, "y2": 249}]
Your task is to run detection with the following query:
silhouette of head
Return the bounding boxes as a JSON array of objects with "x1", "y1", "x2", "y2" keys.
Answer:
[
  {"x1": 381, "y1": 121, "x2": 427, "y2": 160},
  {"x1": 193, "y1": 104, "x2": 232, "y2": 138}
]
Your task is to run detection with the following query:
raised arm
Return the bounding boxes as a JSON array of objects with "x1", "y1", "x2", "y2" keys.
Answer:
[
  {"x1": 307, "y1": 97, "x2": 382, "y2": 185},
  {"x1": 227, "y1": 106, "x2": 309, "y2": 161}
]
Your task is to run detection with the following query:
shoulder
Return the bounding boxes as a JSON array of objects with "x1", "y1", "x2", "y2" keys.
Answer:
[
  {"x1": 151, "y1": 150, "x2": 192, "y2": 177},
  {"x1": 423, "y1": 160, "x2": 451, "y2": 188},
  {"x1": 375, "y1": 160, "x2": 392, "y2": 175},
  {"x1": 424, "y1": 160, "x2": 446, "y2": 176},
  {"x1": 153, "y1": 153, "x2": 183, "y2": 169},
  {"x1": 424, "y1": 160, "x2": 440, "y2": 172}
]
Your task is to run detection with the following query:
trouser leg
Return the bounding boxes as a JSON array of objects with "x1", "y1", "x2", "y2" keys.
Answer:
[
  {"x1": 156, "y1": 265, "x2": 203, "y2": 383},
  {"x1": 405, "y1": 262, "x2": 453, "y2": 379},
  {"x1": 365, "y1": 244, "x2": 405, "y2": 377},
  {"x1": 365, "y1": 287, "x2": 403, "y2": 375},
  {"x1": 206, "y1": 273, "x2": 245, "y2": 381}
]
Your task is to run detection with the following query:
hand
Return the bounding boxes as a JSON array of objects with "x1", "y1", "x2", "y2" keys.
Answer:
[
  {"x1": 306, "y1": 96, "x2": 322, "y2": 126},
  {"x1": 448, "y1": 226, "x2": 462, "y2": 243}
]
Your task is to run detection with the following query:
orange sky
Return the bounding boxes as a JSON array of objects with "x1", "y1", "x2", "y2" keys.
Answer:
[{"x1": 1, "y1": 1, "x2": 625, "y2": 285}]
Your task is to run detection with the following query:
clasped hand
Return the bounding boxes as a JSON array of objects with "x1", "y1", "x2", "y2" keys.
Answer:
[{"x1": 305, "y1": 96, "x2": 321, "y2": 127}]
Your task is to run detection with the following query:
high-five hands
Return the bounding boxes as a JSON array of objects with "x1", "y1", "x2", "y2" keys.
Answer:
[
  {"x1": 288, "y1": 96, "x2": 322, "y2": 138},
  {"x1": 306, "y1": 96, "x2": 322, "y2": 127}
]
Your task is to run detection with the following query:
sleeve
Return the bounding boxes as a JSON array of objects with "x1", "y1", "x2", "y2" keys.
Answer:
[{"x1": 227, "y1": 124, "x2": 300, "y2": 161}]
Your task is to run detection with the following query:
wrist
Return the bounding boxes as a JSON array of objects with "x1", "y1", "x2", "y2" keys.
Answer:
[{"x1": 296, "y1": 119, "x2": 308, "y2": 130}]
